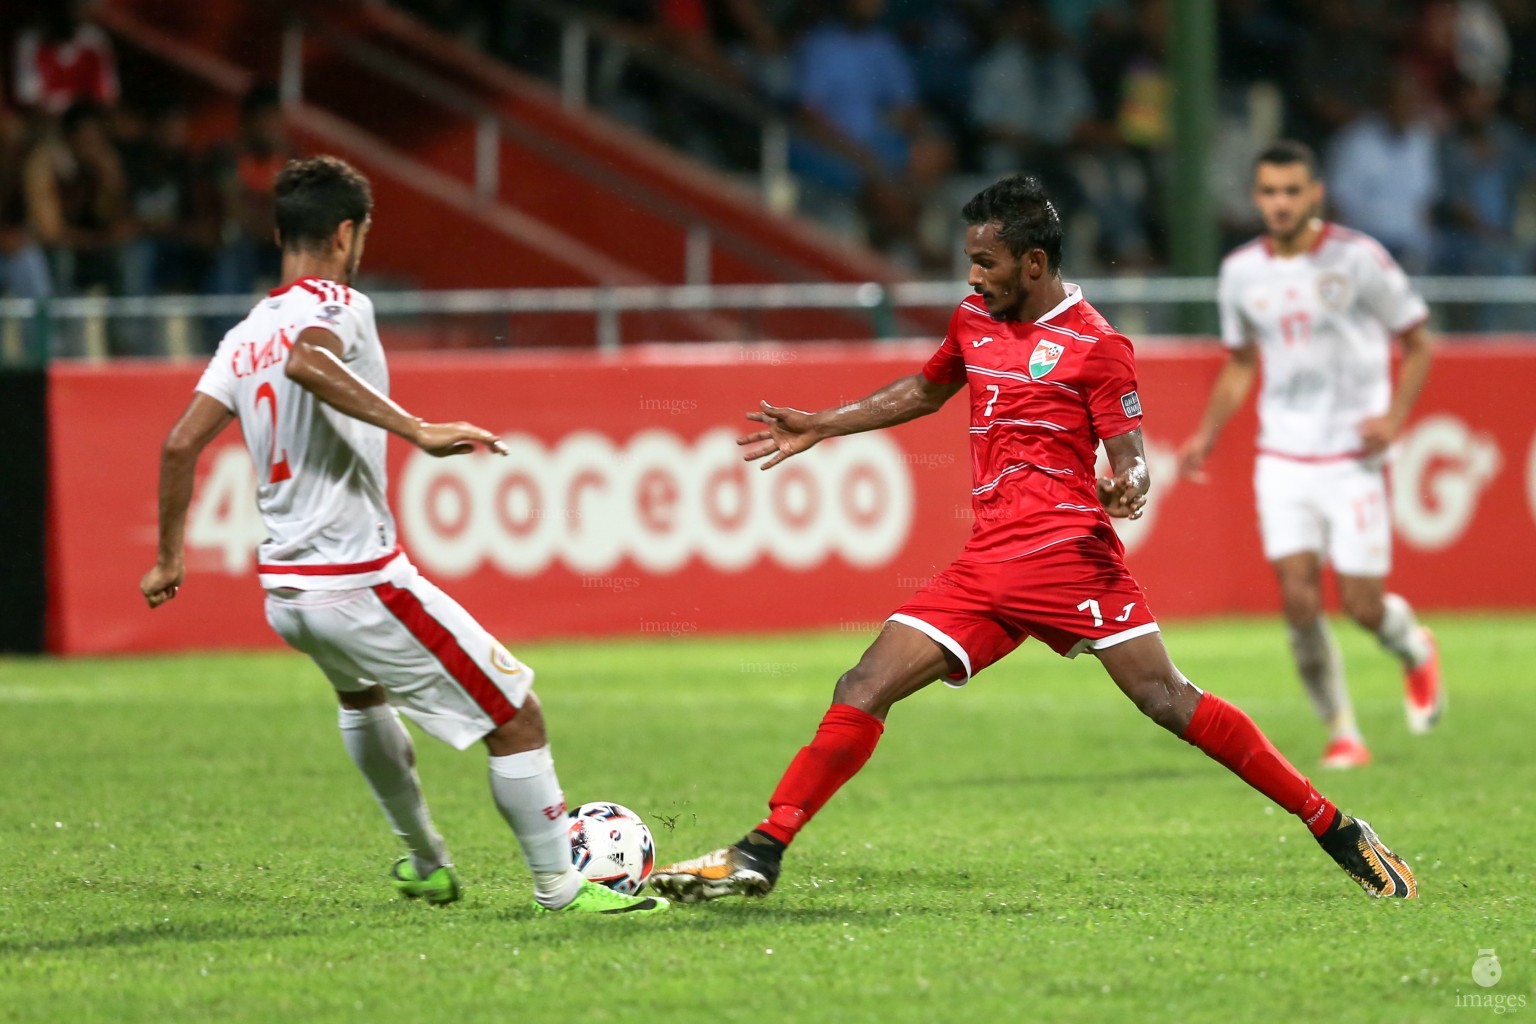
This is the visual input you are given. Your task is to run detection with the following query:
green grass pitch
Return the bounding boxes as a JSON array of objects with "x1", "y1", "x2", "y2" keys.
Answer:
[{"x1": 2, "y1": 616, "x2": 1532, "y2": 1023}]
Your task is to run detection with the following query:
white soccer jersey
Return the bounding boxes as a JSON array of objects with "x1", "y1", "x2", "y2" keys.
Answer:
[
  {"x1": 196, "y1": 276, "x2": 400, "y2": 590},
  {"x1": 1218, "y1": 223, "x2": 1428, "y2": 459}
]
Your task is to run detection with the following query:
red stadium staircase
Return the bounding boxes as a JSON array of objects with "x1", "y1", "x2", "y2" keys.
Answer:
[{"x1": 95, "y1": 0, "x2": 915, "y2": 344}]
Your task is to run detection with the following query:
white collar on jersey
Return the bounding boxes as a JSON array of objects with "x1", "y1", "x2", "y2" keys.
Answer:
[{"x1": 1036, "y1": 282, "x2": 1084, "y2": 324}]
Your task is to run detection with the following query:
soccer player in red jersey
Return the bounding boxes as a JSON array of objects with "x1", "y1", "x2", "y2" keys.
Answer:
[{"x1": 648, "y1": 175, "x2": 1416, "y2": 902}]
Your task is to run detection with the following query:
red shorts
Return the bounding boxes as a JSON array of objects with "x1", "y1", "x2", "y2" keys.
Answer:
[{"x1": 888, "y1": 531, "x2": 1159, "y2": 685}]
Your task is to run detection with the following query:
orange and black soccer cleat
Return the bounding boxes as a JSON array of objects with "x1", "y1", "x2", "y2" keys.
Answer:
[{"x1": 1317, "y1": 815, "x2": 1417, "y2": 898}]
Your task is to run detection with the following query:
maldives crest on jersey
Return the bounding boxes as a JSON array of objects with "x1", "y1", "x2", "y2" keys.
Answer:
[{"x1": 1028, "y1": 338, "x2": 1065, "y2": 379}]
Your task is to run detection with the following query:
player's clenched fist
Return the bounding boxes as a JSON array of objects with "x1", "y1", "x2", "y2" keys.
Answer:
[
  {"x1": 140, "y1": 560, "x2": 184, "y2": 608},
  {"x1": 1097, "y1": 465, "x2": 1149, "y2": 520}
]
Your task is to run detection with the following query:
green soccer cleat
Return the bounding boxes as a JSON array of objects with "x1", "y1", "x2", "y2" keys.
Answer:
[
  {"x1": 390, "y1": 856, "x2": 463, "y2": 906},
  {"x1": 534, "y1": 879, "x2": 670, "y2": 916}
]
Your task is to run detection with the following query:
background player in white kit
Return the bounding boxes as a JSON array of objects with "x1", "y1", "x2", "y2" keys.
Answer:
[
  {"x1": 139, "y1": 156, "x2": 666, "y2": 916},
  {"x1": 1178, "y1": 140, "x2": 1444, "y2": 770}
]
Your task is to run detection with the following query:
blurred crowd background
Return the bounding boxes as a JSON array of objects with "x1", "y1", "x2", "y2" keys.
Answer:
[
  {"x1": 398, "y1": 0, "x2": 1536, "y2": 277},
  {"x1": 1, "y1": 0, "x2": 1534, "y2": 314}
]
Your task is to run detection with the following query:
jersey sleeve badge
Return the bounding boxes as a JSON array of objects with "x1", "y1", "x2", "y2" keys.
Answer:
[{"x1": 1120, "y1": 391, "x2": 1142, "y2": 418}]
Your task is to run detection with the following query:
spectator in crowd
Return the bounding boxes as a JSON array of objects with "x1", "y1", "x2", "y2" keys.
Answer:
[
  {"x1": 969, "y1": 2, "x2": 1092, "y2": 182},
  {"x1": 0, "y1": 104, "x2": 52, "y2": 356},
  {"x1": 1079, "y1": 0, "x2": 1165, "y2": 266},
  {"x1": 121, "y1": 98, "x2": 204, "y2": 297},
  {"x1": 205, "y1": 85, "x2": 292, "y2": 298},
  {"x1": 1289, "y1": 2, "x2": 1393, "y2": 150},
  {"x1": 1403, "y1": 0, "x2": 1510, "y2": 111},
  {"x1": 1435, "y1": 76, "x2": 1533, "y2": 288},
  {"x1": 12, "y1": 0, "x2": 120, "y2": 116},
  {"x1": 21, "y1": 101, "x2": 128, "y2": 355},
  {"x1": 787, "y1": 0, "x2": 944, "y2": 265},
  {"x1": 1327, "y1": 75, "x2": 1440, "y2": 273},
  {"x1": 889, "y1": 0, "x2": 987, "y2": 163},
  {"x1": 23, "y1": 101, "x2": 128, "y2": 296}
]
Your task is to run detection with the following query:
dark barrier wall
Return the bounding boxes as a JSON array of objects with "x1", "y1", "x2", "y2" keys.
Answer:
[{"x1": 0, "y1": 369, "x2": 47, "y2": 653}]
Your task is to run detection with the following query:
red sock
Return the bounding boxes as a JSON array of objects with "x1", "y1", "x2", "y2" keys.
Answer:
[
  {"x1": 756, "y1": 703, "x2": 885, "y2": 846},
  {"x1": 1182, "y1": 692, "x2": 1338, "y2": 837}
]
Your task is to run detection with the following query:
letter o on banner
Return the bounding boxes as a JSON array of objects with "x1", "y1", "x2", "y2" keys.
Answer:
[
  {"x1": 486, "y1": 435, "x2": 559, "y2": 576},
  {"x1": 826, "y1": 433, "x2": 912, "y2": 567},
  {"x1": 398, "y1": 451, "x2": 485, "y2": 577},
  {"x1": 694, "y1": 427, "x2": 761, "y2": 572}
]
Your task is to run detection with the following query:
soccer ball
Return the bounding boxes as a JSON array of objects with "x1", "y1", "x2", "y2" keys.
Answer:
[{"x1": 567, "y1": 802, "x2": 656, "y2": 895}]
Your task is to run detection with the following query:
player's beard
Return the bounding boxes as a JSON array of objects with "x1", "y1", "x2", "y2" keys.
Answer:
[
  {"x1": 1269, "y1": 205, "x2": 1319, "y2": 247},
  {"x1": 979, "y1": 273, "x2": 1024, "y2": 320}
]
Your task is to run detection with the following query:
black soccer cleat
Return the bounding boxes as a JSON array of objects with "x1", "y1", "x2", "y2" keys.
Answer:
[{"x1": 1317, "y1": 815, "x2": 1417, "y2": 898}]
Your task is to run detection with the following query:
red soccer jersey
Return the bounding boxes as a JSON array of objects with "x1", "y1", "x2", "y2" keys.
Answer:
[{"x1": 922, "y1": 285, "x2": 1143, "y2": 561}]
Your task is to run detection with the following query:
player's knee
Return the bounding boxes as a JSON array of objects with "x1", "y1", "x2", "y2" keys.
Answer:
[
  {"x1": 1126, "y1": 674, "x2": 1191, "y2": 732},
  {"x1": 832, "y1": 663, "x2": 879, "y2": 707},
  {"x1": 1280, "y1": 589, "x2": 1322, "y2": 627},
  {"x1": 336, "y1": 684, "x2": 387, "y2": 709},
  {"x1": 485, "y1": 691, "x2": 547, "y2": 755},
  {"x1": 1341, "y1": 591, "x2": 1383, "y2": 629}
]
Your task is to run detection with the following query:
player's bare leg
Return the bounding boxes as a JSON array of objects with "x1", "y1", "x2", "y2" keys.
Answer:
[
  {"x1": 649, "y1": 621, "x2": 957, "y2": 903},
  {"x1": 1338, "y1": 574, "x2": 1443, "y2": 734},
  {"x1": 1095, "y1": 632, "x2": 1415, "y2": 897},
  {"x1": 336, "y1": 685, "x2": 460, "y2": 903},
  {"x1": 1273, "y1": 553, "x2": 1366, "y2": 766}
]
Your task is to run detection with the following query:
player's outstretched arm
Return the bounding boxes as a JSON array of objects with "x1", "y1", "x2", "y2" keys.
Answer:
[
  {"x1": 737, "y1": 373, "x2": 963, "y2": 471},
  {"x1": 285, "y1": 329, "x2": 508, "y2": 457},
  {"x1": 141, "y1": 394, "x2": 236, "y2": 608},
  {"x1": 1098, "y1": 428, "x2": 1150, "y2": 520},
  {"x1": 1177, "y1": 344, "x2": 1258, "y2": 483},
  {"x1": 1359, "y1": 323, "x2": 1433, "y2": 455}
]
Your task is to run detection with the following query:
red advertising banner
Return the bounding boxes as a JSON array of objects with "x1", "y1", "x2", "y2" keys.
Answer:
[{"x1": 47, "y1": 341, "x2": 1534, "y2": 655}]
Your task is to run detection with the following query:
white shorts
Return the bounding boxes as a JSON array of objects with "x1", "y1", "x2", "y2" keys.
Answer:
[
  {"x1": 1254, "y1": 454, "x2": 1391, "y2": 577},
  {"x1": 264, "y1": 561, "x2": 534, "y2": 750}
]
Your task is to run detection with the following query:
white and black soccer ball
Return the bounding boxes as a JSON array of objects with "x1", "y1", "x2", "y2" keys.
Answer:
[{"x1": 567, "y1": 801, "x2": 656, "y2": 895}]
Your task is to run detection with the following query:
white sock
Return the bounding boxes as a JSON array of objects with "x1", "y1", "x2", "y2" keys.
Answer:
[
  {"x1": 488, "y1": 745, "x2": 583, "y2": 908},
  {"x1": 1287, "y1": 618, "x2": 1360, "y2": 741},
  {"x1": 338, "y1": 704, "x2": 448, "y2": 876},
  {"x1": 1376, "y1": 593, "x2": 1430, "y2": 668}
]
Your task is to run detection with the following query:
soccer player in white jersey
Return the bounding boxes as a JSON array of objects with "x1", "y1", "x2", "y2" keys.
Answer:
[
  {"x1": 139, "y1": 156, "x2": 666, "y2": 916},
  {"x1": 1178, "y1": 140, "x2": 1444, "y2": 770}
]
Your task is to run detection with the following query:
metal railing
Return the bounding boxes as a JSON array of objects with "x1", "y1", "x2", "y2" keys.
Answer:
[
  {"x1": 4, "y1": 276, "x2": 1534, "y2": 365},
  {"x1": 273, "y1": 16, "x2": 813, "y2": 287}
]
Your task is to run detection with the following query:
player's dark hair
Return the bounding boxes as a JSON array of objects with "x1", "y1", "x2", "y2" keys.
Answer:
[
  {"x1": 1254, "y1": 139, "x2": 1319, "y2": 179},
  {"x1": 274, "y1": 155, "x2": 373, "y2": 252},
  {"x1": 961, "y1": 174, "x2": 1063, "y2": 271}
]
